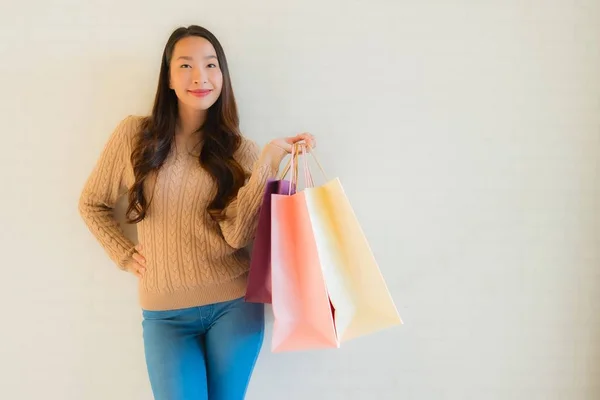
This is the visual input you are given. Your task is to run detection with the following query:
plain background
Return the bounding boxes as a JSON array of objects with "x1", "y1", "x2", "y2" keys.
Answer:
[{"x1": 1, "y1": 0, "x2": 599, "y2": 399}]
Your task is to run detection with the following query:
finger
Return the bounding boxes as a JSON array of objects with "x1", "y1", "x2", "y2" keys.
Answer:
[
  {"x1": 298, "y1": 134, "x2": 316, "y2": 148},
  {"x1": 132, "y1": 252, "x2": 146, "y2": 266},
  {"x1": 126, "y1": 264, "x2": 137, "y2": 276},
  {"x1": 129, "y1": 263, "x2": 145, "y2": 277},
  {"x1": 133, "y1": 253, "x2": 145, "y2": 264},
  {"x1": 299, "y1": 133, "x2": 314, "y2": 143},
  {"x1": 306, "y1": 135, "x2": 316, "y2": 148},
  {"x1": 286, "y1": 134, "x2": 316, "y2": 150}
]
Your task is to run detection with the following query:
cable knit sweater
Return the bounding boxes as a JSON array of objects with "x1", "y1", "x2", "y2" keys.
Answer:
[{"x1": 78, "y1": 115, "x2": 287, "y2": 311}]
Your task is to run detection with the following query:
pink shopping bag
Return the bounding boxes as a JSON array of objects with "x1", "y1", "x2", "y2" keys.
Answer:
[{"x1": 270, "y1": 143, "x2": 338, "y2": 352}]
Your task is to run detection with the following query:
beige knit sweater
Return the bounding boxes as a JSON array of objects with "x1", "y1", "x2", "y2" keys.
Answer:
[{"x1": 78, "y1": 115, "x2": 287, "y2": 311}]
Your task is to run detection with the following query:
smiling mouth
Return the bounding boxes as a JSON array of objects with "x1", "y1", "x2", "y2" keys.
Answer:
[{"x1": 188, "y1": 89, "x2": 212, "y2": 97}]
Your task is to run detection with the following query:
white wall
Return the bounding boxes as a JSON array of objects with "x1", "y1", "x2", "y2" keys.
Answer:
[{"x1": 1, "y1": 0, "x2": 599, "y2": 399}]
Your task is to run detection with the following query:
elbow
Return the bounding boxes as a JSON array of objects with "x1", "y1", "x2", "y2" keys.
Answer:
[
  {"x1": 78, "y1": 190, "x2": 96, "y2": 223},
  {"x1": 226, "y1": 236, "x2": 248, "y2": 250},
  {"x1": 223, "y1": 231, "x2": 251, "y2": 250},
  {"x1": 78, "y1": 191, "x2": 87, "y2": 218}
]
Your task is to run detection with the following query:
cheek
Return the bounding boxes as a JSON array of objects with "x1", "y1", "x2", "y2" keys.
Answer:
[
  {"x1": 212, "y1": 71, "x2": 224, "y2": 90},
  {"x1": 170, "y1": 70, "x2": 188, "y2": 90}
]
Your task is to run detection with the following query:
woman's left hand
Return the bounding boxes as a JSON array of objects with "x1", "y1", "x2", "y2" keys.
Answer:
[{"x1": 269, "y1": 132, "x2": 316, "y2": 154}]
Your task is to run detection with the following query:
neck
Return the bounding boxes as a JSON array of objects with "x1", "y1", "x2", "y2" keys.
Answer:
[{"x1": 176, "y1": 104, "x2": 207, "y2": 138}]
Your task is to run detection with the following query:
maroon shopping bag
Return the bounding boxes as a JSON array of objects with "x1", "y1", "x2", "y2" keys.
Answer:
[{"x1": 245, "y1": 179, "x2": 295, "y2": 303}]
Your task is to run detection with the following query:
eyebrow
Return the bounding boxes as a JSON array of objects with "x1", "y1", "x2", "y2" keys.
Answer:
[{"x1": 176, "y1": 55, "x2": 218, "y2": 61}]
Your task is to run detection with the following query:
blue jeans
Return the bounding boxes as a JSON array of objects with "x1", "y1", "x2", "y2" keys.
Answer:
[{"x1": 142, "y1": 297, "x2": 265, "y2": 400}]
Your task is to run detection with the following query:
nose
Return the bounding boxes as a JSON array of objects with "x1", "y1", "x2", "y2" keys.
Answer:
[{"x1": 193, "y1": 70, "x2": 206, "y2": 85}]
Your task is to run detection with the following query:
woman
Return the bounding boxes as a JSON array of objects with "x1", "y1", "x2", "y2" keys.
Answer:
[{"x1": 78, "y1": 24, "x2": 315, "y2": 400}]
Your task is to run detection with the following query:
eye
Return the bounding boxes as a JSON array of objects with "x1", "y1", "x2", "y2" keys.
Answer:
[
  {"x1": 180, "y1": 64, "x2": 191, "y2": 68},
  {"x1": 207, "y1": 63, "x2": 218, "y2": 68}
]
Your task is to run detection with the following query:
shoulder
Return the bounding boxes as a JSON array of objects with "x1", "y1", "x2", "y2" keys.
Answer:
[
  {"x1": 106, "y1": 115, "x2": 147, "y2": 152},
  {"x1": 113, "y1": 115, "x2": 146, "y2": 140}
]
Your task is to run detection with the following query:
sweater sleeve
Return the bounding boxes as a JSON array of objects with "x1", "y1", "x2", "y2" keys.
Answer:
[
  {"x1": 218, "y1": 138, "x2": 288, "y2": 249},
  {"x1": 78, "y1": 115, "x2": 139, "y2": 269}
]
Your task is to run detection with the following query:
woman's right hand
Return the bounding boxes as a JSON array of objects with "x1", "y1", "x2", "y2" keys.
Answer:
[{"x1": 125, "y1": 244, "x2": 146, "y2": 278}]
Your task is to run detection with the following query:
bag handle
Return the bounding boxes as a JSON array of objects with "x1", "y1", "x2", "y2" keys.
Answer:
[
  {"x1": 294, "y1": 141, "x2": 327, "y2": 187},
  {"x1": 278, "y1": 141, "x2": 327, "y2": 179},
  {"x1": 300, "y1": 143, "x2": 314, "y2": 188},
  {"x1": 278, "y1": 141, "x2": 328, "y2": 194},
  {"x1": 278, "y1": 156, "x2": 292, "y2": 180},
  {"x1": 287, "y1": 142, "x2": 311, "y2": 194},
  {"x1": 290, "y1": 142, "x2": 305, "y2": 194}
]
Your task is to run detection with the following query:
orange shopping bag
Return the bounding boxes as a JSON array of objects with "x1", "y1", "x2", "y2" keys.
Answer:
[{"x1": 270, "y1": 144, "x2": 338, "y2": 352}]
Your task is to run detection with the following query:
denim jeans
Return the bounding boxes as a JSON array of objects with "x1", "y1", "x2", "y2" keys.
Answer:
[{"x1": 142, "y1": 297, "x2": 265, "y2": 400}]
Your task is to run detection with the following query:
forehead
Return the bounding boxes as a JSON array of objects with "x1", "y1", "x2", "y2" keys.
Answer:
[{"x1": 172, "y1": 36, "x2": 217, "y2": 59}]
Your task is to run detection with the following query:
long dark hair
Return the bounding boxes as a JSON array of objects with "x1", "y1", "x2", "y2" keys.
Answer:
[{"x1": 125, "y1": 25, "x2": 246, "y2": 224}]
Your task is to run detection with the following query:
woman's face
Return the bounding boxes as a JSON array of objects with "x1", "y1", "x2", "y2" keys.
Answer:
[{"x1": 169, "y1": 36, "x2": 223, "y2": 112}]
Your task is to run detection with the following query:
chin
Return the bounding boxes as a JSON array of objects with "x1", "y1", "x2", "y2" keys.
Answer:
[{"x1": 181, "y1": 97, "x2": 217, "y2": 112}]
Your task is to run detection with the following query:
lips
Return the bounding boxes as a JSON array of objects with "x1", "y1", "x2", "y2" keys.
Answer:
[{"x1": 188, "y1": 89, "x2": 212, "y2": 98}]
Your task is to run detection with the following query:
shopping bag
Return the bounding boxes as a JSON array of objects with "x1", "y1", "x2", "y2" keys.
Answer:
[
  {"x1": 245, "y1": 177, "x2": 294, "y2": 304},
  {"x1": 270, "y1": 144, "x2": 338, "y2": 352},
  {"x1": 300, "y1": 145, "x2": 402, "y2": 343}
]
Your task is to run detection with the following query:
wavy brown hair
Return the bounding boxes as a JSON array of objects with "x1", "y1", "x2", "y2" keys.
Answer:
[{"x1": 125, "y1": 25, "x2": 246, "y2": 224}]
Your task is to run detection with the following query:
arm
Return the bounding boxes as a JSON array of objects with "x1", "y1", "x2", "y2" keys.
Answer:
[
  {"x1": 78, "y1": 116, "x2": 139, "y2": 269},
  {"x1": 218, "y1": 139, "x2": 288, "y2": 249}
]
